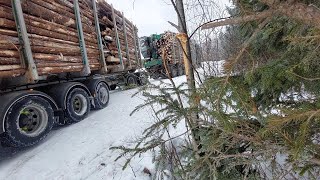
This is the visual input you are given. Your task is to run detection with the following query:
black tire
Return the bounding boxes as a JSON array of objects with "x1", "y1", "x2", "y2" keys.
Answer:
[
  {"x1": 151, "y1": 73, "x2": 160, "y2": 79},
  {"x1": 148, "y1": 67, "x2": 160, "y2": 79},
  {"x1": 93, "y1": 82, "x2": 110, "y2": 110},
  {"x1": 65, "y1": 88, "x2": 90, "y2": 124},
  {"x1": 178, "y1": 65, "x2": 185, "y2": 76},
  {"x1": 170, "y1": 65, "x2": 178, "y2": 77},
  {"x1": 137, "y1": 72, "x2": 148, "y2": 85},
  {"x1": 1, "y1": 96, "x2": 54, "y2": 148},
  {"x1": 109, "y1": 84, "x2": 117, "y2": 91},
  {"x1": 126, "y1": 74, "x2": 138, "y2": 86}
]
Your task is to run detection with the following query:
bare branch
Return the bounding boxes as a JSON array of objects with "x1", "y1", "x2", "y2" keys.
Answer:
[
  {"x1": 167, "y1": 21, "x2": 180, "y2": 31},
  {"x1": 201, "y1": 10, "x2": 274, "y2": 30}
]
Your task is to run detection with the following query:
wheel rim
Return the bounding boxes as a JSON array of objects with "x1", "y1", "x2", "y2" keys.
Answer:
[
  {"x1": 98, "y1": 85, "x2": 109, "y2": 104},
  {"x1": 17, "y1": 104, "x2": 48, "y2": 137},
  {"x1": 127, "y1": 76, "x2": 136, "y2": 85},
  {"x1": 71, "y1": 94, "x2": 88, "y2": 116}
]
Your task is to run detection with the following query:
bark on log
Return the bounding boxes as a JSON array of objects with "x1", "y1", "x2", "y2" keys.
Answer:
[
  {"x1": 38, "y1": 63, "x2": 100, "y2": 75},
  {"x1": 29, "y1": 34, "x2": 97, "y2": 49},
  {"x1": 38, "y1": 66, "x2": 84, "y2": 75},
  {"x1": 0, "y1": 69, "x2": 25, "y2": 77},
  {"x1": 0, "y1": 64, "x2": 22, "y2": 71},
  {"x1": 0, "y1": 0, "x2": 137, "y2": 76},
  {"x1": 31, "y1": 46, "x2": 99, "y2": 56},
  {"x1": 0, "y1": 28, "x2": 18, "y2": 37},
  {"x1": 0, "y1": 5, "x2": 14, "y2": 20},
  {"x1": 20, "y1": 1, "x2": 93, "y2": 33},
  {"x1": 0, "y1": 1, "x2": 11, "y2": 7},
  {"x1": 0, "y1": 18, "x2": 16, "y2": 30},
  {"x1": 33, "y1": 54, "x2": 83, "y2": 62},
  {"x1": 0, "y1": 50, "x2": 20, "y2": 58},
  {"x1": 0, "y1": 57, "x2": 20, "y2": 65}
]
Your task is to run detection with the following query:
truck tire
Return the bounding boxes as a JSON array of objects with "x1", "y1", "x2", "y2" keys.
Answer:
[
  {"x1": 65, "y1": 88, "x2": 90, "y2": 124},
  {"x1": 178, "y1": 65, "x2": 185, "y2": 76},
  {"x1": 85, "y1": 80, "x2": 110, "y2": 110},
  {"x1": 109, "y1": 84, "x2": 117, "y2": 91},
  {"x1": 126, "y1": 74, "x2": 138, "y2": 86},
  {"x1": 93, "y1": 82, "x2": 110, "y2": 110},
  {"x1": 138, "y1": 72, "x2": 148, "y2": 85},
  {"x1": 148, "y1": 67, "x2": 160, "y2": 79},
  {"x1": 170, "y1": 65, "x2": 178, "y2": 77},
  {"x1": 1, "y1": 96, "x2": 54, "y2": 147},
  {"x1": 151, "y1": 73, "x2": 160, "y2": 79}
]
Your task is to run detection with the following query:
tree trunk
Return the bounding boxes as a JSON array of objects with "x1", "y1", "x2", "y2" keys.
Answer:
[{"x1": 174, "y1": 0, "x2": 200, "y2": 158}]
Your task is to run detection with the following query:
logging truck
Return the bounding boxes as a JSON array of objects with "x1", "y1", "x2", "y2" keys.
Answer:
[
  {"x1": 0, "y1": 0, "x2": 145, "y2": 147},
  {"x1": 140, "y1": 32, "x2": 185, "y2": 79}
]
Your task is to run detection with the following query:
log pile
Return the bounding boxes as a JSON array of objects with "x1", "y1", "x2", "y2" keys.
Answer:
[
  {"x1": 97, "y1": 0, "x2": 140, "y2": 72},
  {"x1": 156, "y1": 32, "x2": 183, "y2": 64},
  {"x1": 0, "y1": 0, "x2": 102, "y2": 76},
  {"x1": 0, "y1": 0, "x2": 140, "y2": 77},
  {"x1": 0, "y1": 2, "x2": 25, "y2": 77}
]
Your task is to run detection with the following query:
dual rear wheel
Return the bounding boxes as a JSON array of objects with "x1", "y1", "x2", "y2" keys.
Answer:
[
  {"x1": 87, "y1": 81, "x2": 110, "y2": 110},
  {"x1": 0, "y1": 93, "x2": 54, "y2": 147},
  {"x1": 1, "y1": 81, "x2": 110, "y2": 148},
  {"x1": 65, "y1": 81, "x2": 110, "y2": 123},
  {"x1": 65, "y1": 88, "x2": 91, "y2": 124}
]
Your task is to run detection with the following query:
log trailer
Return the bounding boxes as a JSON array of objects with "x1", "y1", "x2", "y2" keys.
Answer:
[
  {"x1": 0, "y1": 0, "x2": 144, "y2": 147},
  {"x1": 140, "y1": 32, "x2": 185, "y2": 79}
]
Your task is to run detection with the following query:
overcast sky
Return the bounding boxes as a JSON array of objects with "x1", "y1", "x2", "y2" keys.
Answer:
[{"x1": 108, "y1": 0, "x2": 232, "y2": 37}]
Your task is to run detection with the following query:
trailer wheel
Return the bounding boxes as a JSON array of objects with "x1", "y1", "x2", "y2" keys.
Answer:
[
  {"x1": 151, "y1": 73, "x2": 160, "y2": 79},
  {"x1": 178, "y1": 65, "x2": 185, "y2": 76},
  {"x1": 170, "y1": 65, "x2": 178, "y2": 77},
  {"x1": 65, "y1": 88, "x2": 90, "y2": 124},
  {"x1": 126, "y1": 74, "x2": 138, "y2": 86},
  {"x1": 2, "y1": 96, "x2": 54, "y2": 147},
  {"x1": 94, "y1": 82, "x2": 110, "y2": 110},
  {"x1": 138, "y1": 72, "x2": 148, "y2": 85},
  {"x1": 85, "y1": 80, "x2": 110, "y2": 110},
  {"x1": 109, "y1": 84, "x2": 117, "y2": 91}
]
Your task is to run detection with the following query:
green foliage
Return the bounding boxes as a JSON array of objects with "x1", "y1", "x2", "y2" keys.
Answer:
[
  {"x1": 222, "y1": 0, "x2": 320, "y2": 109},
  {"x1": 111, "y1": 0, "x2": 320, "y2": 179},
  {"x1": 218, "y1": 0, "x2": 320, "y2": 177}
]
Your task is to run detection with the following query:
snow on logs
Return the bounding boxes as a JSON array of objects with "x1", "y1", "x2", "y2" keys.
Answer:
[{"x1": 0, "y1": 0, "x2": 139, "y2": 77}]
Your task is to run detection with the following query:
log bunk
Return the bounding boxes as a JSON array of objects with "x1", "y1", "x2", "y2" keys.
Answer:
[{"x1": 0, "y1": 0, "x2": 140, "y2": 79}]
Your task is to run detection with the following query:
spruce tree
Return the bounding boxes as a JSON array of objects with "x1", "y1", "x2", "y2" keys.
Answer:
[{"x1": 112, "y1": 0, "x2": 320, "y2": 179}]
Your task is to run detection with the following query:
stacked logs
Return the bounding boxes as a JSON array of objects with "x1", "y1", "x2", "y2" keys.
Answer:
[
  {"x1": 156, "y1": 32, "x2": 183, "y2": 64},
  {"x1": 0, "y1": 0, "x2": 101, "y2": 76},
  {"x1": 0, "y1": 2, "x2": 25, "y2": 77},
  {"x1": 97, "y1": 0, "x2": 140, "y2": 72},
  {"x1": 0, "y1": 0, "x2": 139, "y2": 77}
]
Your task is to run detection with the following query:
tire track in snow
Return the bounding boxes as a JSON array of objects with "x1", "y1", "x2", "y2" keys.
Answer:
[
  {"x1": 1, "y1": 130, "x2": 64, "y2": 179},
  {"x1": 0, "y1": 86, "x2": 164, "y2": 179}
]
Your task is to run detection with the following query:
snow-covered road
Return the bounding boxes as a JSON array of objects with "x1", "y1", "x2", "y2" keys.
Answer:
[{"x1": 0, "y1": 88, "x2": 155, "y2": 180}]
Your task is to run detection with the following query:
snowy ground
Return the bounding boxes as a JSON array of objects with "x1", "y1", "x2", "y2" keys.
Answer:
[{"x1": 0, "y1": 76, "x2": 187, "y2": 180}]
